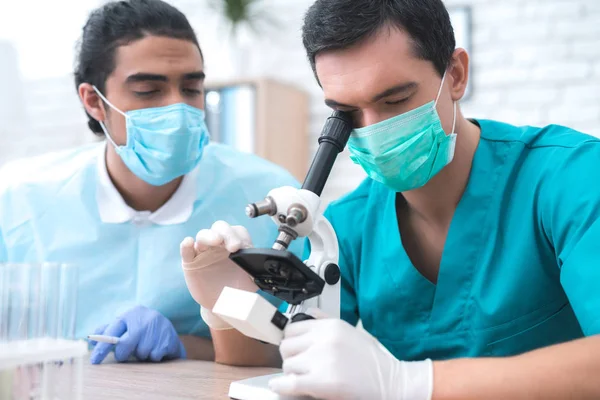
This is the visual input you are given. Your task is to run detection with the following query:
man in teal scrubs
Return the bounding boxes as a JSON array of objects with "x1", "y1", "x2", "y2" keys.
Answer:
[{"x1": 181, "y1": 0, "x2": 600, "y2": 398}]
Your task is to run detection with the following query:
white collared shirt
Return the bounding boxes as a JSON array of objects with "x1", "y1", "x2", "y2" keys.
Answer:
[{"x1": 95, "y1": 144, "x2": 197, "y2": 226}]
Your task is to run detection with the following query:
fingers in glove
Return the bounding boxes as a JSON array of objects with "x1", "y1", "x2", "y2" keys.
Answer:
[
  {"x1": 281, "y1": 351, "x2": 313, "y2": 376},
  {"x1": 270, "y1": 372, "x2": 335, "y2": 400},
  {"x1": 134, "y1": 331, "x2": 154, "y2": 361},
  {"x1": 231, "y1": 225, "x2": 253, "y2": 248},
  {"x1": 149, "y1": 345, "x2": 169, "y2": 362},
  {"x1": 180, "y1": 237, "x2": 196, "y2": 263},
  {"x1": 279, "y1": 334, "x2": 314, "y2": 359},
  {"x1": 90, "y1": 320, "x2": 127, "y2": 364},
  {"x1": 114, "y1": 331, "x2": 138, "y2": 362},
  {"x1": 195, "y1": 229, "x2": 223, "y2": 250},
  {"x1": 149, "y1": 326, "x2": 184, "y2": 362},
  {"x1": 283, "y1": 318, "x2": 322, "y2": 339},
  {"x1": 181, "y1": 229, "x2": 227, "y2": 269},
  {"x1": 211, "y1": 221, "x2": 244, "y2": 253}
]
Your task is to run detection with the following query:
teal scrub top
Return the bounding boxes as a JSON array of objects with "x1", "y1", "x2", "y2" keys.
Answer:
[{"x1": 324, "y1": 119, "x2": 600, "y2": 360}]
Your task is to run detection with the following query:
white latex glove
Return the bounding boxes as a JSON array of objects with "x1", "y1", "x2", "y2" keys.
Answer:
[
  {"x1": 180, "y1": 221, "x2": 259, "y2": 329},
  {"x1": 269, "y1": 315, "x2": 433, "y2": 400}
]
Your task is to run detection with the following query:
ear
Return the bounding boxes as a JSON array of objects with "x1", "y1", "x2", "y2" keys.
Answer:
[
  {"x1": 78, "y1": 83, "x2": 106, "y2": 122},
  {"x1": 448, "y1": 48, "x2": 469, "y2": 102}
]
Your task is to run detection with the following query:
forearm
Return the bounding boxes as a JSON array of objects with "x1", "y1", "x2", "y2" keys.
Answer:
[
  {"x1": 433, "y1": 336, "x2": 600, "y2": 400},
  {"x1": 211, "y1": 328, "x2": 281, "y2": 367},
  {"x1": 179, "y1": 335, "x2": 215, "y2": 361}
]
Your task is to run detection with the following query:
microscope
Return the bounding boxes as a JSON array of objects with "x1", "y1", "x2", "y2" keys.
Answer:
[{"x1": 211, "y1": 110, "x2": 353, "y2": 400}]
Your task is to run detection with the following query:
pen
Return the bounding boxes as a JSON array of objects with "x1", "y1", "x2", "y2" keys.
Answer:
[{"x1": 87, "y1": 334, "x2": 120, "y2": 344}]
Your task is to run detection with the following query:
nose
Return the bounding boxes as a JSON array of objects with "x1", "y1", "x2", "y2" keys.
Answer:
[
  {"x1": 357, "y1": 110, "x2": 386, "y2": 129},
  {"x1": 168, "y1": 95, "x2": 186, "y2": 105},
  {"x1": 166, "y1": 87, "x2": 186, "y2": 106}
]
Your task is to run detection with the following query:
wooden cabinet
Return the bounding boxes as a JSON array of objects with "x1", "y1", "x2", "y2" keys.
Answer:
[{"x1": 205, "y1": 78, "x2": 309, "y2": 181}]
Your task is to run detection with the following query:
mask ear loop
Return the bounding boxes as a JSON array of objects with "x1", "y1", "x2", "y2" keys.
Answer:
[
  {"x1": 451, "y1": 101, "x2": 457, "y2": 134},
  {"x1": 434, "y1": 71, "x2": 447, "y2": 107},
  {"x1": 92, "y1": 85, "x2": 127, "y2": 149},
  {"x1": 433, "y1": 71, "x2": 457, "y2": 135}
]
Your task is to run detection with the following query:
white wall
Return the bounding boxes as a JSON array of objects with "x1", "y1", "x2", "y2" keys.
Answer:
[
  {"x1": 179, "y1": 0, "x2": 600, "y2": 205},
  {"x1": 1, "y1": 0, "x2": 599, "y2": 206},
  {"x1": 0, "y1": 0, "x2": 105, "y2": 170}
]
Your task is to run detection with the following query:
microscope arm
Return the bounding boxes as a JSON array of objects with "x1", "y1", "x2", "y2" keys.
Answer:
[
  {"x1": 212, "y1": 110, "x2": 352, "y2": 346},
  {"x1": 296, "y1": 213, "x2": 340, "y2": 319}
]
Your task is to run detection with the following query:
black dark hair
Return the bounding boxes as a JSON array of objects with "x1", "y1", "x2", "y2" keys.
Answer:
[
  {"x1": 74, "y1": 0, "x2": 202, "y2": 135},
  {"x1": 302, "y1": 0, "x2": 455, "y2": 82}
]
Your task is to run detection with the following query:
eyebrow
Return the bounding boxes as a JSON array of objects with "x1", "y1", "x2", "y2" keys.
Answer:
[
  {"x1": 126, "y1": 73, "x2": 167, "y2": 83},
  {"x1": 371, "y1": 82, "x2": 417, "y2": 102},
  {"x1": 125, "y1": 71, "x2": 206, "y2": 83},
  {"x1": 182, "y1": 71, "x2": 206, "y2": 81},
  {"x1": 324, "y1": 81, "x2": 418, "y2": 109}
]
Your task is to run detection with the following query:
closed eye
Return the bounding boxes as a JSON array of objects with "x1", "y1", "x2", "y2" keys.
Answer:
[
  {"x1": 183, "y1": 88, "x2": 203, "y2": 95},
  {"x1": 134, "y1": 90, "x2": 159, "y2": 97},
  {"x1": 385, "y1": 98, "x2": 409, "y2": 105}
]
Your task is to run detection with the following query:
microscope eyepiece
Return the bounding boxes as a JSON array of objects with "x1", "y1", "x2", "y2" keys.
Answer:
[{"x1": 301, "y1": 111, "x2": 353, "y2": 196}]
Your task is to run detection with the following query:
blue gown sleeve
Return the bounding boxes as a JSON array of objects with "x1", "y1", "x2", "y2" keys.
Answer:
[{"x1": 542, "y1": 141, "x2": 600, "y2": 335}]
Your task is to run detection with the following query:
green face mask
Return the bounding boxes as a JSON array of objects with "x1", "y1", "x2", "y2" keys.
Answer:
[{"x1": 347, "y1": 72, "x2": 457, "y2": 192}]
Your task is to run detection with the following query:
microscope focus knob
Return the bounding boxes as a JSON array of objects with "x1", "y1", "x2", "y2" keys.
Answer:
[
  {"x1": 246, "y1": 196, "x2": 277, "y2": 218},
  {"x1": 324, "y1": 263, "x2": 340, "y2": 285},
  {"x1": 285, "y1": 204, "x2": 307, "y2": 227}
]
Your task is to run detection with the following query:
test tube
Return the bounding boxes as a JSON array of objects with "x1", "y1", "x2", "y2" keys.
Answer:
[
  {"x1": 58, "y1": 263, "x2": 78, "y2": 340},
  {"x1": 4, "y1": 264, "x2": 30, "y2": 341},
  {"x1": 43, "y1": 263, "x2": 79, "y2": 399},
  {"x1": 38, "y1": 263, "x2": 61, "y2": 339},
  {"x1": 28, "y1": 264, "x2": 42, "y2": 340}
]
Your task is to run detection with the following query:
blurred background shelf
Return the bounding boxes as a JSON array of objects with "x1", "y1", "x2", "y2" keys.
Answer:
[{"x1": 205, "y1": 78, "x2": 309, "y2": 181}]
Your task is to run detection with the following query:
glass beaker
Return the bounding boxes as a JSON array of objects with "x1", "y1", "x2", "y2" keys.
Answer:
[{"x1": 0, "y1": 263, "x2": 86, "y2": 400}]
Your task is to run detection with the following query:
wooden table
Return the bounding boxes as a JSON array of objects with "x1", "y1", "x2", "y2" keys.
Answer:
[{"x1": 82, "y1": 360, "x2": 281, "y2": 399}]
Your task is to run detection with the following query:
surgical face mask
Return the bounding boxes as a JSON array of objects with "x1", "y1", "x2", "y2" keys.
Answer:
[
  {"x1": 93, "y1": 86, "x2": 210, "y2": 186},
  {"x1": 347, "y1": 72, "x2": 457, "y2": 192}
]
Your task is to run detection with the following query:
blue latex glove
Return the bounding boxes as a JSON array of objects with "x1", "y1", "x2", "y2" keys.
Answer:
[{"x1": 90, "y1": 305, "x2": 186, "y2": 364}]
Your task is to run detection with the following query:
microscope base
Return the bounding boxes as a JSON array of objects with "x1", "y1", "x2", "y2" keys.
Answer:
[{"x1": 229, "y1": 373, "x2": 313, "y2": 400}]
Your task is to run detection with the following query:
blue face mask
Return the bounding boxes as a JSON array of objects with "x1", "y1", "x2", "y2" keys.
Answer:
[
  {"x1": 347, "y1": 72, "x2": 457, "y2": 192},
  {"x1": 93, "y1": 86, "x2": 210, "y2": 186}
]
